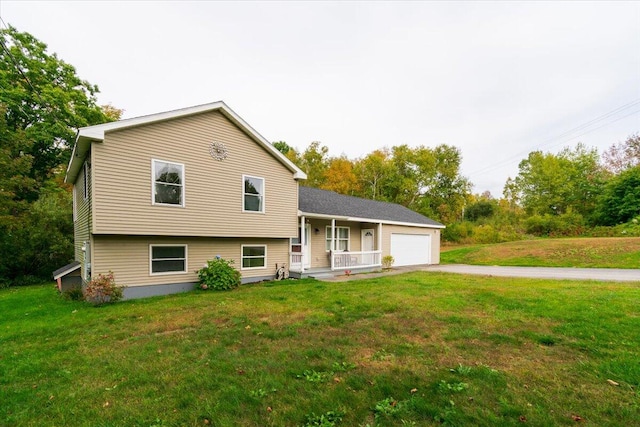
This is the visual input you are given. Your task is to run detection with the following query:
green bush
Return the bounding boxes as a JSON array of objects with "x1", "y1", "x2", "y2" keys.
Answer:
[
  {"x1": 197, "y1": 257, "x2": 241, "y2": 291},
  {"x1": 442, "y1": 221, "x2": 473, "y2": 243},
  {"x1": 473, "y1": 224, "x2": 500, "y2": 244},
  {"x1": 62, "y1": 286, "x2": 84, "y2": 301},
  {"x1": 83, "y1": 271, "x2": 125, "y2": 305},
  {"x1": 525, "y1": 213, "x2": 585, "y2": 237}
]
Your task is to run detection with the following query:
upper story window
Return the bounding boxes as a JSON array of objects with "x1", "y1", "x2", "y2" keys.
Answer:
[
  {"x1": 243, "y1": 175, "x2": 264, "y2": 213},
  {"x1": 82, "y1": 163, "x2": 89, "y2": 200},
  {"x1": 326, "y1": 226, "x2": 350, "y2": 251},
  {"x1": 72, "y1": 184, "x2": 77, "y2": 222},
  {"x1": 153, "y1": 159, "x2": 185, "y2": 207}
]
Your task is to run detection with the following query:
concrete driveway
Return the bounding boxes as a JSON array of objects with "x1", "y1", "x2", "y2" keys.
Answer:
[
  {"x1": 319, "y1": 264, "x2": 640, "y2": 282},
  {"x1": 425, "y1": 264, "x2": 640, "y2": 282}
]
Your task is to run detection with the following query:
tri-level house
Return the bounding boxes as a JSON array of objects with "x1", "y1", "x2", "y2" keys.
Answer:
[{"x1": 54, "y1": 102, "x2": 444, "y2": 298}]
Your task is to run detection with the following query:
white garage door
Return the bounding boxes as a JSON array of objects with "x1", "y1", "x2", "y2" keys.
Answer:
[{"x1": 390, "y1": 234, "x2": 431, "y2": 266}]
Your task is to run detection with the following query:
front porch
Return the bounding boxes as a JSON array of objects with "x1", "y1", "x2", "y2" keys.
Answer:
[{"x1": 288, "y1": 214, "x2": 383, "y2": 275}]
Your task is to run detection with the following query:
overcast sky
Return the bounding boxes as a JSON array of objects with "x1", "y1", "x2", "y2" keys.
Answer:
[{"x1": 2, "y1": 1, "x2": 639, "y2": 196}]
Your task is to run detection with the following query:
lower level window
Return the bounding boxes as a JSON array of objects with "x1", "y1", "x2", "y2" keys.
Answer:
[
  {"x1": 242, "y1": 245, "x2": 266, "y2": 269},
  {"x1": 150, "y1": 245, "x2": 187, "y2": 274}
]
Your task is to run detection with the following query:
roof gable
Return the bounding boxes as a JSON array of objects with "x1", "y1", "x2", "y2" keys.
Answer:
[
  {"x1": 65, "y1": 101, "x2": 306, "y2": 183},
  {"x1": 298, "y1": 186, "x2": 444, "y2": 228}
]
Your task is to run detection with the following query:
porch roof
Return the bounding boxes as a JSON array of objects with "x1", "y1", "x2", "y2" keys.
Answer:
[{"x1": 298, "y1": 186, "x2": 444, "y2": 228}]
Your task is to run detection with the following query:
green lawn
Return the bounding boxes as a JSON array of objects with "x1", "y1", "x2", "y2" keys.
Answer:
[
  {"x1": 2, "y1": 274, "x2": 640, "y2": 426},
  {"x1": 441, "y1": 237, "x2": 640, "y2": 269}
]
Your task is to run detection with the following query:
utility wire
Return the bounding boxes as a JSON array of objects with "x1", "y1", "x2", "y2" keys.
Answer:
[{"x1": 468, "y1": 99, "x2": 640, "y2": 177}]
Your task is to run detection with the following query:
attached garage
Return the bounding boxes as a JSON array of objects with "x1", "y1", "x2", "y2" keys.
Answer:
[{"x1": 390, "y1": 233, "x2": 432, "y2": 266}]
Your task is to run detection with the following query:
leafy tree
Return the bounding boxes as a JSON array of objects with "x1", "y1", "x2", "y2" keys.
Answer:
[
  {"x1": 510, "y1": 144, "x2": 605, "y2": 218},
  {"x1": 298, "y1": 141, "x2": 330, "y2": 188},
  {"x1": 272, "y1": 140, "x2": 292, "y2": 155},
  {"x1": 1, "y1": 25, "x2": 111, "y2": 188},
  {"x1": 594, "y1": 166, "x2": 640, "y2": 225},
  {"x1": 602, "y1": 133, "x2": 640, "y2": 174},
  {"x1": 353, "y1": 149, "x2": 394, "y2": 201},
  {"x1": 321, "y1": 156, "x2": 359, "y2": 195},
  {"x1": 0, "y1": 26, "x2": 116, "y2": 285},
  {"x1": 465, "y1": 200, "x2": 496, "y2": 222}
]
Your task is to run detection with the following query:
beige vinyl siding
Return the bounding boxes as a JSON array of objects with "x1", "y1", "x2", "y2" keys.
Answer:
[
  {"x1": 73, "y1": 160, "x2": 92, "y2": 273},
  {"x1": 92, "y1": 235, "x2": 289, "y2": 287},
  {"x1": 306, "y1": 220, "x2": 363, "y2": 268},
  {"x1": 91, "y1": 110, "x2": 298, "y2": 238},
  {"x1": 381, "y1": 224, "x2": 441, "y2": 264}
]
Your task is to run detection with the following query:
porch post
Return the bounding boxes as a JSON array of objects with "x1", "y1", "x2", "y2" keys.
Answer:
[
  {"x1": 300, "y1": 215, "x2": 306, "y2": 273},
  {"x1": 331, "y1": 218, "x2": 336, "y2": 270},
  {"x1": 378, "y1": 222, "x2": 383, "y2": 264}
]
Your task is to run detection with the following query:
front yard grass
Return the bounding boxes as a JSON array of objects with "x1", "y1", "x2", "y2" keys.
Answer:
[
  {"x1": 1, "y1": 273, "x2": 639, "y2": 426},
  {"x1": 441, "y1": 237, "x2": 640, "y2": 269}
]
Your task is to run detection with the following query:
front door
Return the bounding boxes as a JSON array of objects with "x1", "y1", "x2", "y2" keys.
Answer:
[
  {"x1": 361, "y1": 229, "x2": 375, "y2": 265},
  {"x1": 291, "y1": 224, "x2": 311, "y2": 269}
]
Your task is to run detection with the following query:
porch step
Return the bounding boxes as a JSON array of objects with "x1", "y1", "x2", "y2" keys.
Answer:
[{"x1": 307, "y1": 273, "x2": 336, "y2": 279}]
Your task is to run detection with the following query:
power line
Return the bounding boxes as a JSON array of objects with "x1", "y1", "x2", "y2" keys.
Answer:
[{"x1": 468, "y1": 99, "x2": 640, "y2": 177}]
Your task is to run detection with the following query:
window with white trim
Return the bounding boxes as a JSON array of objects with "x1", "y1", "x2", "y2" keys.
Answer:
[
  {"x1": 243, "y1": 175, "x2": 264, "y2": 213},
  {"x1": 82, "y1": 162, "x2": 89, "y2": 200},
  {"x1": 150, "y1": 245, "x2": 187, "y2": 274},
  {"x1": 326, "y1": 226, "x2": 350, "y2": 251},
  {"x1": 72, "y1": 184, "x2": 77, "y2": 222},
  {"x1": 241, "y1": 245, "x2": 266, "y2": 269},
  {"x1": 152, "y1": 159, "x2": 185, "y2": 206}
]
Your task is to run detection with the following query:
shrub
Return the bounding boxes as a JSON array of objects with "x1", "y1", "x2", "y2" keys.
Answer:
[
  {"x1": 62, "y1": 286, "x2": 84, "y2": 301},
  {"x1": 382, "y1": 255, "x2": 395, "y2": 270},
  {"x1": 83, "y1": 271, "x2": 125, "y2": 305},
  {"x1": 197, "y1": 257, "x2": 241, "y2": 291},
  {"x1": 473, "y1": 224, "x2": 500, "y2": 244},
  {"x1": 442, "y1": 221, "x2": 473, "y2": 243}
]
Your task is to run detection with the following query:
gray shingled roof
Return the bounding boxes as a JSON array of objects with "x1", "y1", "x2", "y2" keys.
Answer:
[{"x1": 299, "y1": 186, "x2": 444, "y2": 227}]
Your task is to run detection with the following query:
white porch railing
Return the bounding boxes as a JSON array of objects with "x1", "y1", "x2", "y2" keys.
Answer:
[
  {"x1": 290, "y1": 252, "x2": 303, "y2": 272},
  {"x1": 290, "y1": 250, "x2": 382, "y2": 273},
  {"x1": 331, "y1": 250, "x2": 382, "y2": 271}
]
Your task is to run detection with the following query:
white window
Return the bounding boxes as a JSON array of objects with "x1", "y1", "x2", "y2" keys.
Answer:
[
  {"x1": 326, "y1": 226, "x2": 350, "y2": 251},
  {"x1": 152, "y1": 159, "x2": 185, "y2": 207},
  {"x1": 243, "y1": 175, "x2": 264, "y2": 213},
  {"x1": 82, "y1": 163, "x2": 89, "y2": 200},
  {"x1": 72, "y1": 184, "x2": 77, "y2": 222},
  {"x1": 150, "y1": 245, "x2": 187, "y2": 275},
  {"x1": 241, "y1": 245, "x2": 266, "y2": 269}
]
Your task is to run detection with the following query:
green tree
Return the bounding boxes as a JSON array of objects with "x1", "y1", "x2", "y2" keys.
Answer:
[
  {"x1": 1, "y1": 25, "x2": 111, "y2": 188},
  {"x1": 298, "y1": 141, "x2": 329, "y2": 188},
  {"x1": 594, "y1": 166, "x2": 640, "y2": 225},
  {"x1": 272, "y1": 140, "x2": 292, "y2": 155},
  {"x1": 0, "y1": 26, "x2": 115, "y2": 285},
  {"x1": 510, "y1": 144, "x2": 605, "y2": 218}
]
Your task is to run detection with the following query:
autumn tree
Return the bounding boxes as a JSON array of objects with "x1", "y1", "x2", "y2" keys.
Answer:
[
  {"x1": 602, "y1": 133, "x2": 640, "y2": 174},
  {"x1": 321, "y1": 156, "x2": 359, "y2": 195}
]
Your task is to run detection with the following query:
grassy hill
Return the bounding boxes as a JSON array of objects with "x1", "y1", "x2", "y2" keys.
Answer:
[
  {"x1": 2, "y1": 273, "x2": 639, "y2": 426},
  {"x1": 441, "y1": 237, "x2": 640, "y2": 268}
]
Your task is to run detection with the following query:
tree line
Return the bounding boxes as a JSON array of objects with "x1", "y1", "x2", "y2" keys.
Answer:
[{"x1": 1, "y1": 26, "x2": 638, "y2": 286}]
